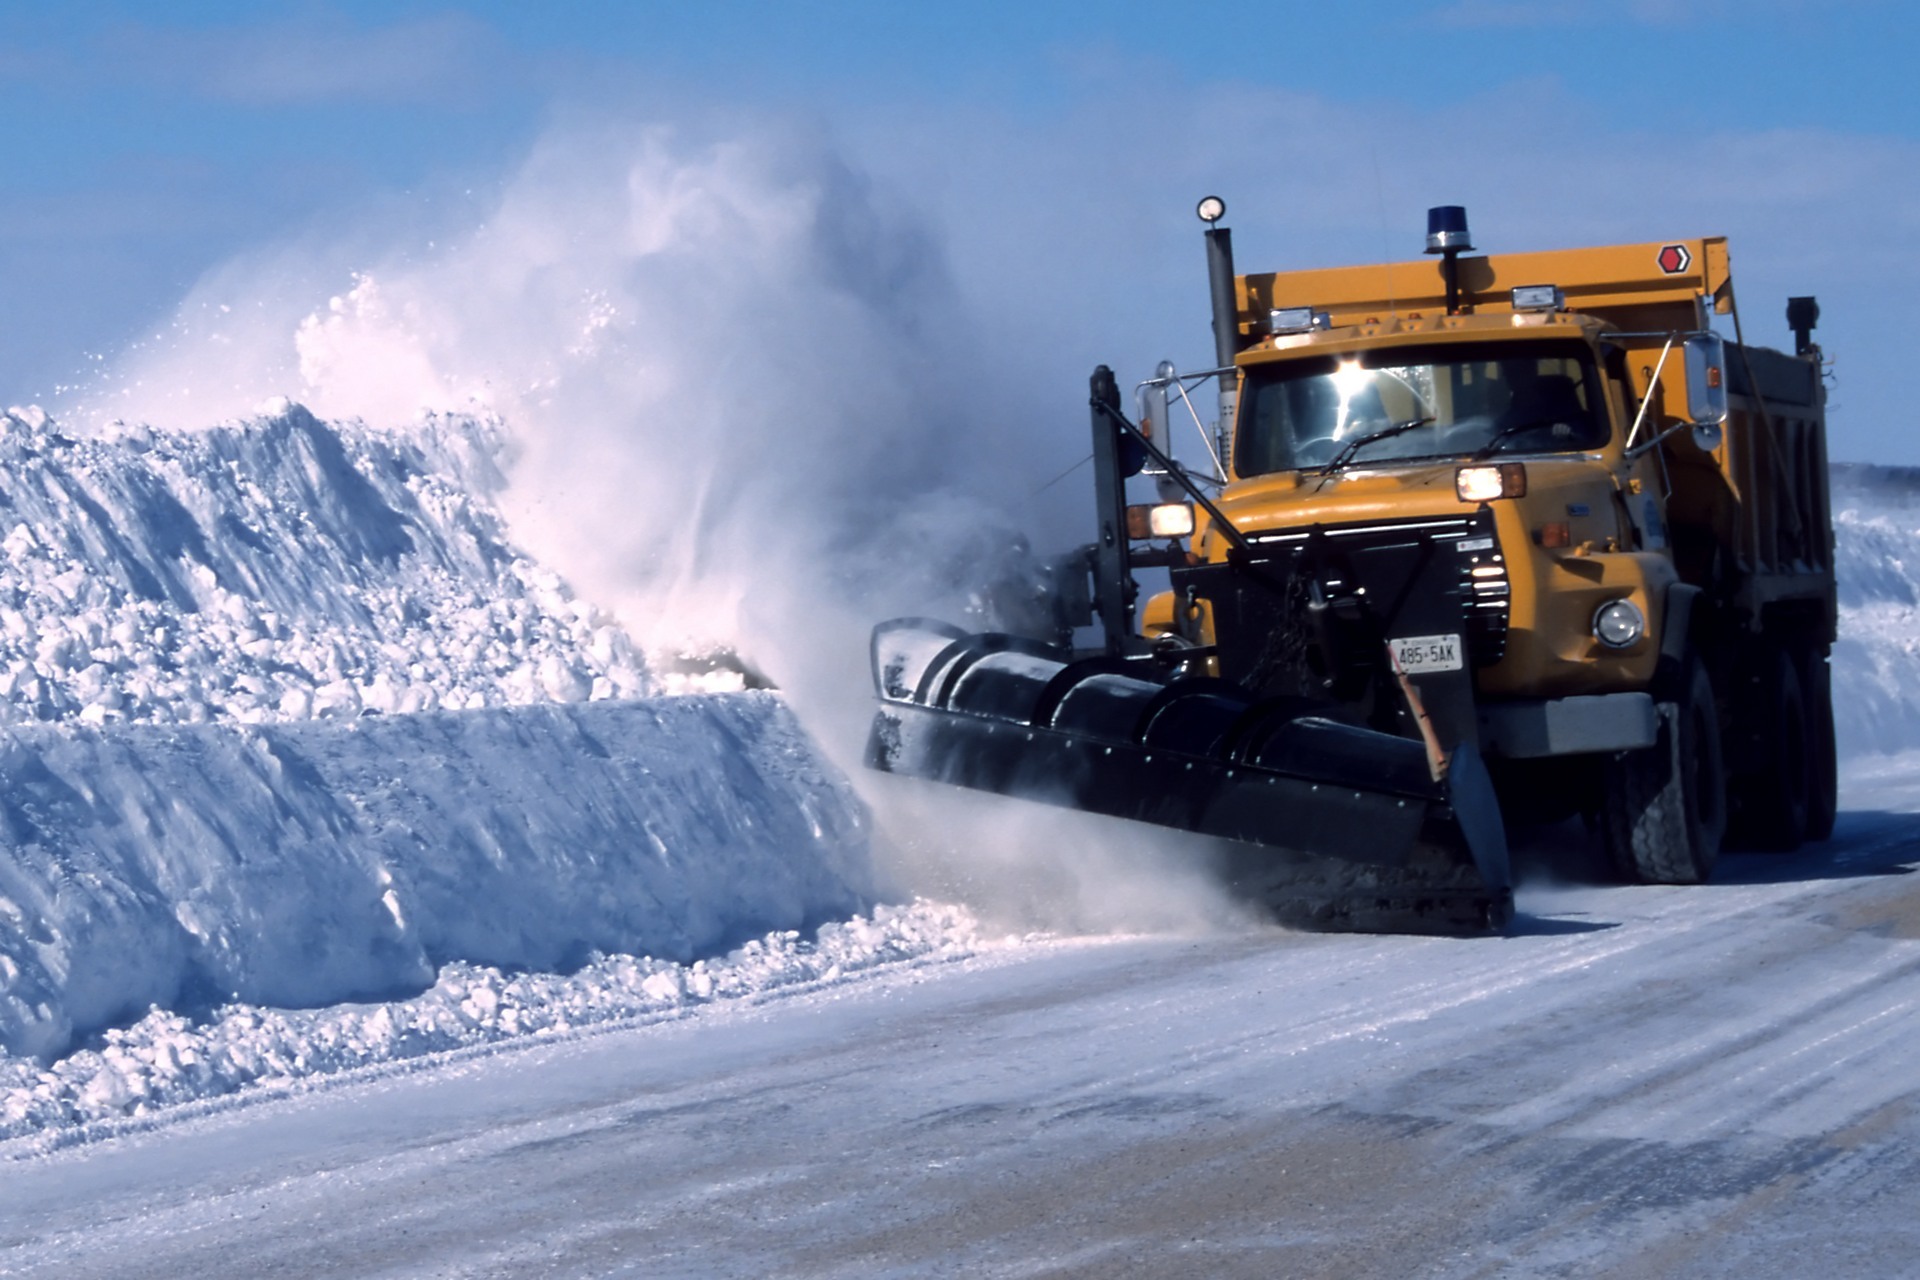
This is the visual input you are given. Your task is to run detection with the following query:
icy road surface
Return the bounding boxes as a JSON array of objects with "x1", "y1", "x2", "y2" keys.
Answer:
[{"x1": 5, "y1": 766, "x2": 1920, "y2": 1277}]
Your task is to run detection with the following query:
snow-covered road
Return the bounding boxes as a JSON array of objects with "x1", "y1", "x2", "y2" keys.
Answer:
[{"x1": 6, "y1": 765, "x2": 1919, "y2": 1278}]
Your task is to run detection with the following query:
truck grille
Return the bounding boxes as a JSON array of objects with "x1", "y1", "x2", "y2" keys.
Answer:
[{"x1": 1173, "y1": 510, "x2": 1511, "y2": 695}]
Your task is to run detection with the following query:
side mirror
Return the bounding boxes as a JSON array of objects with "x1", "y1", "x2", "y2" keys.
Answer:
[
  {"x1": 1137, "y1": 360, "x2": 1176, "y2": 443},
  {"x1": 1691, "y1": 421, "x2": 1723, "y2": 453},
  {"x1": 1684, "y1": 334, "x2": 1729, "y2": 428}
]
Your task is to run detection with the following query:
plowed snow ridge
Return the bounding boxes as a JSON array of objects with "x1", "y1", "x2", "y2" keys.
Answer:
[{"x1": 0, "y1": 405, "x2": 649, "y2": 726}]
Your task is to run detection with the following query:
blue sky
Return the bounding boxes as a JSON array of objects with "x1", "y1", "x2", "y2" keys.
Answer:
[{"x1": 4, "y1": 1, "x2": 1916, "y2": 460}]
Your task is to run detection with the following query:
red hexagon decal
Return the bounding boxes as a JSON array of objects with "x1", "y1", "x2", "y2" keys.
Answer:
[{"x1": 1656, "y1": 243, "x2": 1692, "y2": 275}]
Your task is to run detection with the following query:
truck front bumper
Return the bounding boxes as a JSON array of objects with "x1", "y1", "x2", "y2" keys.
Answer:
[{"x1": 1478, "y1": 693, "x2": 1658, "y2": 759}]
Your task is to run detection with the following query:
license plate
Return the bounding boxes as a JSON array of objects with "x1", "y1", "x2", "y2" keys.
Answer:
[{"x1": 1389, "y1": 633, "x2": 1463, "y2": 674}]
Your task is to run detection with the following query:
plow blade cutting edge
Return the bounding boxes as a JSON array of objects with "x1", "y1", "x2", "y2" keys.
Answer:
[{"x1": 865, "y1": 620, "x2": 1513, "y2": 933}]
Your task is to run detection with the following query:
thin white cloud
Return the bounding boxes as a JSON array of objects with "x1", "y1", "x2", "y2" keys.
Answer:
[
  {"x1": 1429, "y1": 0, "x2": 1592, "y2": 26},
  {"x1": 1429, "y1": 0, "x2": 1745, "y2": 27},
  {"x1": 100, "y1": 12, "x2": 514, "y2": 106}
]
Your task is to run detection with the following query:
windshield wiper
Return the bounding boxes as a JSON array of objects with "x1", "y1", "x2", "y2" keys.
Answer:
[
  {"x1": 1470, "y1": 419, "x2": 1554, "y2": 460},
  {"x1": 1317, "y1": 416, "x2": 1435, "y2": 474}
]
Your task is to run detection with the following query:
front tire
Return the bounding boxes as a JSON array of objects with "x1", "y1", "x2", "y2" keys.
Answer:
[{"x1": 1601, "y1": 660, "x2": 1726, "y2": 884}]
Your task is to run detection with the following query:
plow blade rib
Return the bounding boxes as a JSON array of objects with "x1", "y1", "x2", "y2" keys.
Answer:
[
  {"x1": 869, "y1": 698, "x2": 1428, "y2": 866},
  {"x1": 866, "y1": 621, "x2": 1511, "y2": 931}
]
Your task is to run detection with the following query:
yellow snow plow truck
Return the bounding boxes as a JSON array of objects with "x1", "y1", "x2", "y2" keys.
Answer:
[{"x1": 867, "y1": 202, "x2": 1835, "y2": 932}]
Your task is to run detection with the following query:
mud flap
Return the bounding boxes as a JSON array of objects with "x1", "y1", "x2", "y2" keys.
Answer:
[{"x1": 1446, "y1": 746, "x2": 1510, "y2": 895}]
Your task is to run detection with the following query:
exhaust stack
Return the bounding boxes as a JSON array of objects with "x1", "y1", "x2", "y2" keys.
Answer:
[
  {"x1": 1199, "y1": 196, "x2": 1239, "y2": 454},
  {"x1": 1425, "y1": 205, "x2": 1474, "y2": 315}
]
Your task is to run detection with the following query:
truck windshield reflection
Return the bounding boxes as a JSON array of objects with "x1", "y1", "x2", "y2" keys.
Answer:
[{"x1": 1236, "y1": 340, "x2": 1609, "y2": 475}]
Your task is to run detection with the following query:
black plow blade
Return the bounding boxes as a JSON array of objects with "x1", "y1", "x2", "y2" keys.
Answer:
[{"x1": 866, "y1": 620, "x2": 1512, "y2": 934}]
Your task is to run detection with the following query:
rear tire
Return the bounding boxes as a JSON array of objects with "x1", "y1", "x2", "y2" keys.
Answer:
[
  {"x1": 1601, "y1": 660, "x2": 1726, "y2": 884},
  {"x1": 1730, "y1": 649, "x2": 1811, "y2": 852},
  {"x1": 1802, "y1": 648, "x2": 1838, "y2": 842}
]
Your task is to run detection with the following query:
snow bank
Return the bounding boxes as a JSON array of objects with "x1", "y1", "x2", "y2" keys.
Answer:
[
  {"x1": 1832, "y1": 464, "x2": 1920, "y2": 756},
  {"x1": 0, "y1": 404, "x2": 649, "y2": 727},
  {"x1": 0, "y1": 693, "x2": 871, "y2": 1062},
  {"x1": 0, "y1": 899, "x2": 984, "y2": 1148},
  {"x1": 0, "y1": 402, "x2": 895, "y2": 1095}
]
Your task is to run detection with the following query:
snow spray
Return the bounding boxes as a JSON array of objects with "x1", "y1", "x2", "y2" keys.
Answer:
[{"x1": 65, "y1": 110, "x2": 1260, "y2": 936}]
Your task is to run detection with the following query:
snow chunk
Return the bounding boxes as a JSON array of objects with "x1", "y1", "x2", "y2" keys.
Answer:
[
  {"x1": 0, "y1": 405, "x2": 655, "y2": 729},
  {"x1": 0, "y1": 900, "x2": 982, "y2": 1145}
]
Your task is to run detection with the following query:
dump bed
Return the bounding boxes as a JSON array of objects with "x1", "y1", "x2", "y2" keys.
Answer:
[
  {"x1": 1668, "y1": 341, "x2": 1835, "y2": 639},
  {"x1": 1239, "y1": 237, "x2": 1731, "y2": 335}
]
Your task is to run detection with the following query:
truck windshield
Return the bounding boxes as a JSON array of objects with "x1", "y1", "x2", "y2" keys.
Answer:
[{"x1": 1235, "y1": 340, "x2": 1610, "y2": 477}]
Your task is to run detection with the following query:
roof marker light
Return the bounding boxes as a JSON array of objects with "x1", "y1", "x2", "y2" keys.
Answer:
[
  {"x1": 1510, "y1": 284, "x2": 1566, "y2": 312},
  {"x1": 1269, "y1": 307, "x2": 1330, "y2": 334}
]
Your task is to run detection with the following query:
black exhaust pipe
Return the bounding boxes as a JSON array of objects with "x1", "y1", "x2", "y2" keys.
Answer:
[
  {"x1": 1200, "y1": 197, "x2": 1240, "y2": 452},
  {"x1": 1205, "y1": 223, "x2": 1238, "y2": 370},
  {"x1": 1426, "y1": 205, "x2": 1473, "y2": 315},
  {"x1": 1787, "y1": 295, "x2": 1820, "y2": 357}
]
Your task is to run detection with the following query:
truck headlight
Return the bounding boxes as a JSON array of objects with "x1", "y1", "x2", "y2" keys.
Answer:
[
  {"x1": 1455, "y1": 463, "x2": 1528, "y2": 503},
  {"x1": 1125, "y1": 502, "x2": 1195, "y2": 540},
  {"x1": 1592, "y1": 599, "x2": 1646, "y2": 649}
]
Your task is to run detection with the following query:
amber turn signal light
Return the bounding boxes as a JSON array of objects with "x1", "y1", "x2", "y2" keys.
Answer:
[{"x1": 1126, "y1": 502, "x2": 1195, "y2": 540}]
